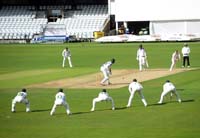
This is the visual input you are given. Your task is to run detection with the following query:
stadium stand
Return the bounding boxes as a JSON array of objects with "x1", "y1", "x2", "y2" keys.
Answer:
[
  {"x1": 0, "y1": 4, "x2": 108, "y2": 43},
  {"x1": 47, "y1": 5, "x2": 108, "y2": 39},
  {"x1": 0, "y1": 6, "x2": 47, "y2": 42}
]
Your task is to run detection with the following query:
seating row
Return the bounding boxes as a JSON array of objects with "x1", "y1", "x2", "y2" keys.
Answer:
[{"x1": 0, "y1": 5, "x2": 108, "y2": 40}]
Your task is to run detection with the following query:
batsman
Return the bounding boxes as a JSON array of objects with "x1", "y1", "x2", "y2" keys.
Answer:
[{"x1": 100, "y1": 58, "x2": 115, "y2": 85}]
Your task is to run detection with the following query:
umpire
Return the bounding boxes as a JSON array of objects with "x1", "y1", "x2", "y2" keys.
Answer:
[{"x1": 181, "y1": 43, "x2": 191, "y2": 67}]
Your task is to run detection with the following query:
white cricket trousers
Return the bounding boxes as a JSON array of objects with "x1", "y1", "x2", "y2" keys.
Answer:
[
  {"x1": 169, "y1": 59, "x2": 177, "y2": 71},
  {"x1": 158, "y1": 88, "x2": 181, "y2": 103},
  {"x1": 100, "y1": 67, "x2": 110, "y2": 84},
  {"x1": 11, "y1": 97, "x2": 30, "y2": 112},
  {"x1": 50, "y1": 100, "x2": 71, "y2": 115},
  {"x1": 127, "y1": 90, "x2": 147, "y2": 107},
  {"x1": 138, "y1": 57, "x2": 146, "y2": 71},
  {"x1": 62, "y1": 56, "x2": 73, "y2": 68},
  {"x1": 145, "y1": 58, "x2": 149, "y2": 68},
  {"x1": 91, "y1": 97, "x2": 115, "y2": 111}
]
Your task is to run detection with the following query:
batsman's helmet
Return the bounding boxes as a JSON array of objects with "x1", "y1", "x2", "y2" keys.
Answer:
[{"x1": 102, "y1": 89, "x2": 107, "y2": 92}]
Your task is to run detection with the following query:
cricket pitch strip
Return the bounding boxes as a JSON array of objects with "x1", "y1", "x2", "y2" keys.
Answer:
[{"x1": 29, "y1": 68, "x2": 191, "y2": 89}]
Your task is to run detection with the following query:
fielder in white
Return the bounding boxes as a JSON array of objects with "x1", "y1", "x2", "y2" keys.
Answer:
[
  {"x1": 136, "y1": 44, "x2": 149, "y2": 71},
  {"x1": 50, "y1": 88, "x2": 71, "y2": 116},
  {"x1": 11, "y1": 88, "x2": 30, "y2": 113},
  {"x1": 91, "y1": 89, "x2": 115, "y2": 111},
  {"x1": 100, "y1": 58, "x2": 115, "y2": 85},
  {"x1": 158, "y1": 80, "x2": 181, "y2": 104},
  {"x1": 169, "y1": 50, "x2": 181, "y2": 71},
  {"x1": 62, "y1": 47, "x2": 73, "y2": 68},
  {"x1": 127, "y1": 79, "x2": 148, "y2": 107}
]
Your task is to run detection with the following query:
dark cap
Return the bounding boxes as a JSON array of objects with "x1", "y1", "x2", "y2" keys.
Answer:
[
  {"x1": 111, "y1": 58, "x2": 115, "y2": 63},
  {"x1": 22, "y1": 88, "x2": 27, "y2": 92},
  {"x1": 58, "y1": 88, "x2": 63, "y2": 92},
  {"x1": 102, "y1": 89, "x2": 107, "y2": 92},
  {"x1": 133, "y1": 79, "x2": 137, "y2": 82},
  {"x1": 166, "y1": 80, "x2": 170, "y2": 83}
]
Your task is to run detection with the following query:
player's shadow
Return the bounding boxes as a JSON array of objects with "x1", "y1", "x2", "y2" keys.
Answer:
[
  {"x1": 31, "y1": 109, "x2": 51, "y2": 112},
  {"x1": 73, "y1": 107, "x2": 127, "y2": 115},
  {"x1": 181, "y1": 99, "x2": 194, "y2": 103},
  {"x1": 165, "y1": 99, "x2": 194, "y2": 104},
  {"x1": 115, "y1": 107, "x2": 127, "y2": 110},
  {"x1": 72, "y1": 111, "x2": 92, "y2": 115},
  {"x1": 147, "y1": 103, "x2": 167, "y2": 106},
  {"x1": 148, "y1": 99, "x2": 194, "y2": 106}
]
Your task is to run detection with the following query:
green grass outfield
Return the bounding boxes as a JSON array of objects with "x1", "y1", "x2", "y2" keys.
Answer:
[{"x1": 0, "y1": 42, "x2": 200, "y2": 138}]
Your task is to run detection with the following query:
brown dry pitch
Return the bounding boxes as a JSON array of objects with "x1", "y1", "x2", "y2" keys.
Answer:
[{"x1": 28, "y1": 68, "x2": 192, "y2": 89}]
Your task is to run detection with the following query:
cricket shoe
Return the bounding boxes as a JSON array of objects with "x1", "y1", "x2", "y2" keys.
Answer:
[
  {"x1": 67, "y1": 110, "x2": 72, "y2": 115},
  {"x1": 126, "y1": 105, "x2": 130, "y2": 108},
  {"x1": 50, "y1": 112, "x2": 54, "y2": 116},
  {"x1": 26, "y1": 109, "x2": 31, "y2": 112}
]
